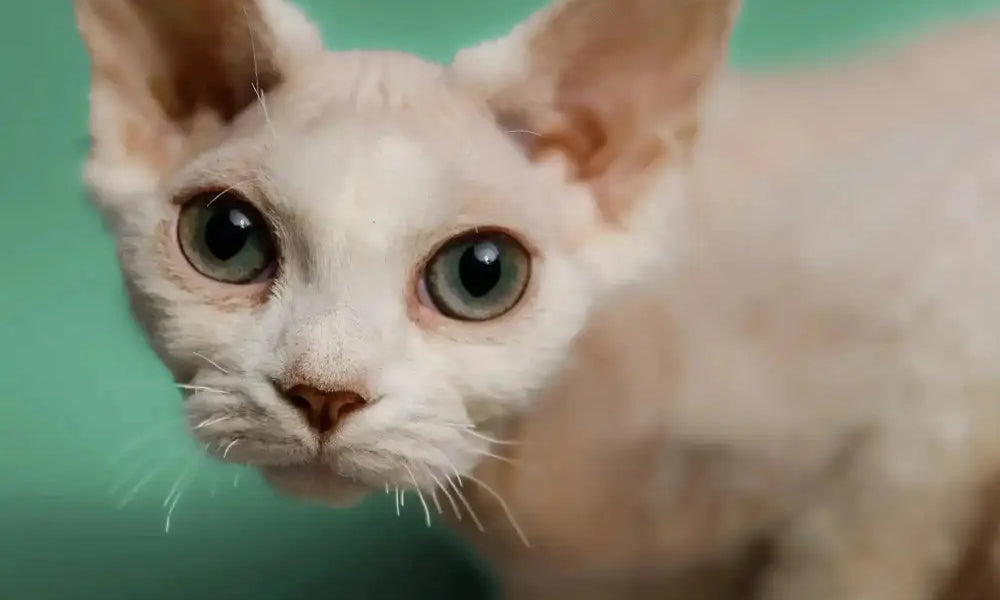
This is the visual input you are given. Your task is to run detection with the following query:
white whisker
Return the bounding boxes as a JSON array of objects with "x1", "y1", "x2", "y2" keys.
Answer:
[
  {"x1": 163, "y1": 460, "x2": 197, "y2": 508},
  {"x1": 110, "y1": 449, "x2": 172, "y2": 494},
  {"x1": 243, "y1": 6, "x2": 276, "y2": 138},
  {"x1": 440, "y1": 453, "x2": 465, "y2": 487},
  {"x1": 110, "y1": 421, "x2": 177, "y2": 463},
  {"x1": 193, "y1": 415, "x2": 230, "y2": 430},
  {"x1": 476, "y1": 449, "x2": 519, "y2": 466},
  {"x1": 464, "y1": 428, "x2": 523, "y2": 447},
  {"x1": 222, "y1": 439, "x2": 240, "y2": 459},
  {"x1": 193, "y1": 352, "x2": 229, "y2": 374},
  {"x1": 464, "y1": 474, "x2": 530, "y2": 547},
  {"x1": 441, "y1": 422, "x2": 522, "y2": 446},
  {"x1": 428, "y1": 487, "x2": 443, "y2": 515},
  {"x1": 206, "y1": 182, "x2": 254, "y2": 208},
  {"x1": 164, "y1": 487, "x2": 185, "y2": 533},
  {"x1": 177, "y1": 384, "x2": 228, "y2": 394},
  {"x1": 506, "y1": 128, "x2": 541, "y2": 138},
  {"x1": 116, "y1": 460, "x2": 172, "y2": 509},
  {"x1": 447, "y1": 476, "x2": 484, "y2": 532},
  {"x1": 394, "y1": 486, "x2": 401, "y2": 517},
  {"x1": 403, "y1": 463, "x2": 432, "y2": 528},
  {"x1": 425, "y1": 468, "x2": 458, "y2": 520}
]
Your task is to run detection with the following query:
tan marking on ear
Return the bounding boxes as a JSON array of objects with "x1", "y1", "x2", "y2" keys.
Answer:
[
  {"x1": 127, "y1": 0, "x2": 283, "y2": 122},
  {"x1": 74, "y1": 0, "x2": 302, "y2": 179},
  {"x1": 529, "y1": 0, "x2": 733, "y2": 222},
  {"x1": 460, "y1": 0, "x2": 739, "y2": 223}
]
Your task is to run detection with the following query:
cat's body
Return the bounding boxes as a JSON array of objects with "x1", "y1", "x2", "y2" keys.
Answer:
[
  {"x1": 72, "y1": 1, "x2": 1000, "y2": 599},
  {"x1": 462, "y1": 19, "x2": 1000, "y2": 600}
]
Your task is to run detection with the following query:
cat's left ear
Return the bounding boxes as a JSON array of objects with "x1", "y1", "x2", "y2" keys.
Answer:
[
  {"x1": 74, "y1": 0, "x2": 323, "y2": 207},
  {"x1": 451, "y1": 0, "x2": 741, "y2": 258}
]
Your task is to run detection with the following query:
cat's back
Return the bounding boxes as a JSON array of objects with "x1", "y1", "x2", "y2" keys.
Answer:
[{"x1": 695, "y1": 16, "x2": 1000, "y2": 207}]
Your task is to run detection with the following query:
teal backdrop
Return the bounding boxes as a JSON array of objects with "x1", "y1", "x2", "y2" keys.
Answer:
[{"x1": 1, "y1": 0, "x2": 997, "y2": 598}]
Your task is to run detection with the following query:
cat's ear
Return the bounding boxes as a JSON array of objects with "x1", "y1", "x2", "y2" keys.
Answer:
[
  {"x1": 74, "y1": 0, "x2": 323, "y2": 203},
  {"x1": 451, "y1": 0, "x2": 741, "y2": 224}
]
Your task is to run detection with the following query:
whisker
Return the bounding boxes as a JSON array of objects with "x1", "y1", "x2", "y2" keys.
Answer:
[
  {"x1": 109, "y1": 421, "x2": 178, "y2": 463},
  {"x1": 403, "y1": 463, "x2": 432, "y2": 528},
  {"x1": 505, "y1": 128, "x2": 541, "y2": 138},
  {"x1": 110, "y1": 450, "x2": 171, "y2": 494},
  {"x1": 434, "y1": 450, "x2": 465, "y2": 486},
  {"x1": 177, "y1": 384, "x2": 229, "y2": 395},
  {"x1": 206, "y1": 182, "x2": 253, "y2": 208},
  {"x1": 233, "y1": 468, "x2": 245, "y2": 488},
  {"x1": 464, "y1": 474, "x2": 530, "y2": 547},
  {"x1": 243, "y1": 6, "x2": 276, "y2": 138},
  {"x1": 116, "y1": 459, "x2": 173, "y2": 509},
  {"x1": 193, "y1": 351, "x2": 229, "y2": 374},
  {"x1": 165, "y1": 459, "x2": 203, "y2": 533},
  {"x1": 164, "y1": 487, "x2": 186, "y2": 533},
  {"x1": 464, "y1": 428, "x2": 523, "y2": 447},
  {"x1": 426, "y1": 468, "x2": 461, "y2": 521},
  {"x1": 222, "y1": 439, "x2": 240, "y2": 459},
  {"x1": 163, "y1": 459, "x2": 197, "y2": 508},
  {"x1": 193, "y1": 415, "x2": 231, "y2": 430},
  {"x1": 394, "y1": 486, "x2": 401, "y2": 517},
  {"x1": 441, "y1": 422, "x2": 523, "y2": 446},
  {"x1": 428, "y1": 487, "x2": 443, "y2": 515},
  {"x1": 476, "y1": 449, "x2": 519, "y2": 466},
  {"x1": 447, "y1": 476, "x2": 484, "y2": 532}
]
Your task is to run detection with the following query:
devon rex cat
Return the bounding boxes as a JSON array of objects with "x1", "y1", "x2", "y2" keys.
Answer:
[{"x1": 74, "y1": 0, "x2": 1000, "y2": 598}]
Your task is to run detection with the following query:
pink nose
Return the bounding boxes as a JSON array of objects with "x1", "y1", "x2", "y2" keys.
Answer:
[{"x1": 282, "y1": 385, "x2": 367, "y2": 434}]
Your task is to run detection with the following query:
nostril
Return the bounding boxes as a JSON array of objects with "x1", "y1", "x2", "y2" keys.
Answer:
[
  {"x1": 279, "y1": 383, "x2": 368, "y2": 434},
  {"x1": 286, "y1": 393, "x2": 312, "y2": 415},
  {"x1": 335, "y1": 398, "x2": 365, "y2": 421}
]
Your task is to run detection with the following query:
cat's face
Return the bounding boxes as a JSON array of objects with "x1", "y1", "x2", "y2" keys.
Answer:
[{"x1": 75, "y1": 0, "x2": 739, "y2": 504}]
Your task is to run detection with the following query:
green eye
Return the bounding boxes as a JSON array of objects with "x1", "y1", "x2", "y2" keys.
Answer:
[
  {"x1": 177, "y1": 191, "x2": 277, "y2": 284},
  {"x1": 421, "y1": 231, "x2": 531, "y2": 321}
]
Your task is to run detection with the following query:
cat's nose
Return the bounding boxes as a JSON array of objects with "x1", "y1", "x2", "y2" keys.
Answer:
[{"x1": 282, "y1": 385, "x2": 367, "y2": 434}]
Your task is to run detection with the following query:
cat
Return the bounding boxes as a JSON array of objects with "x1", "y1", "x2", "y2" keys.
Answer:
[
  {"x1": 458, "y1": 15, "x2": 1000, "y2": 600},
  {"x1": 72, "y1": 0, "x2": 1000, "y2": 599}
]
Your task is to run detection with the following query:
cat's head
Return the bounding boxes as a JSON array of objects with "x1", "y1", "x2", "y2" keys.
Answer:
[{"x1": 75, "y1": 0, "x2": 739, "y2": 505}]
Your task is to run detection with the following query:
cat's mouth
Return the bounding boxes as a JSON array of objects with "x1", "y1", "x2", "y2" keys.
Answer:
[{"x1": 259, "y1": 462, "x2": 371, "y2": 507}]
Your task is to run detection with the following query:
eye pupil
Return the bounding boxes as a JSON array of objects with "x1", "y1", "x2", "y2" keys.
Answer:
[
  {"x1": 205, "y1": 207, "x2": 253, "y2": 261},
  {"x1": 459, "y1": 241, "x2": 502, "y2": 298}
]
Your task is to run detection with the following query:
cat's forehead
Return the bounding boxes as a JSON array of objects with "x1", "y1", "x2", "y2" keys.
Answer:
[
  {"x1": 188, "y1": 51, "x2": 568, "y2": 245},
  {"x1": 264, "y1": 50, "x2": 507, "y2": 152}
]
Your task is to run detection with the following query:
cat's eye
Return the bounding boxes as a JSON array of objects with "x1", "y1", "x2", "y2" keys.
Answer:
[
  {"x1": 420, "y1": 231, "x2": 530, "y2": 321},
  {"x1": 177, "y1": 191, "x2": 277, "y2": 284}
]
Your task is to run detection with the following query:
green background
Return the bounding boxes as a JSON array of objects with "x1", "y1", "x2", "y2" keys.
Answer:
[{"x1": 1, "y1": 0, "x2": 996, "y2": 598}]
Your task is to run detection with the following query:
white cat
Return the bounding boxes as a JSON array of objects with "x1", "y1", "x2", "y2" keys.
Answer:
[{"x1": 74, "y1": 0, "x2": 1000, "y2": 599}]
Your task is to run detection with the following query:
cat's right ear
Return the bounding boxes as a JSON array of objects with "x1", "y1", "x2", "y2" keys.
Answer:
[
  {"x1": 74, "y1": 0, "x2": 323, "y2": 208},
  {"x1": 450, "y1": 0, "x2": 740, "y2": 290}
]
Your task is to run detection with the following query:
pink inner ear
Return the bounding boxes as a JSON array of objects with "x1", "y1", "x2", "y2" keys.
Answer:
[{"x1": 457, "y1": 0, "x2": 740, "y2": 223}]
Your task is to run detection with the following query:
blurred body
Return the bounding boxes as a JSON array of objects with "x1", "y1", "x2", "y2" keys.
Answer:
[{"x1": 460, "y1": 17, "x2": 1000, "y2": 600}]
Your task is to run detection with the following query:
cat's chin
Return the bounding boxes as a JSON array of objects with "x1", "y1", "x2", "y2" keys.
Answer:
[{"x1": 260, "y1": 463, "x2": 370, "y2": 508}]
